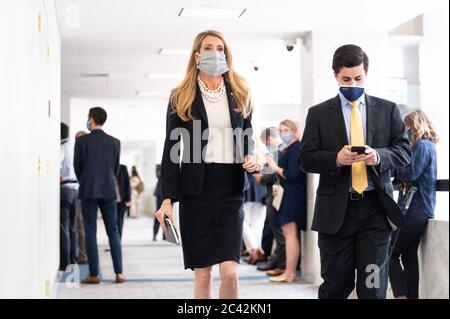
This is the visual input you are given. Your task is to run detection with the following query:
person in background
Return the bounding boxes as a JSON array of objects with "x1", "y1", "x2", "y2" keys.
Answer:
[
  {"x1": 390, "y1": 110, "x2": 439, "y2": 299},
  {"x1": 266, "y1": 120, "x2": 307, "y2": 283},
  {"x1": 254, "y1": 127, "x2": 287, "y2": 277},
  {"x1": 153, "y1": 164, "x2": 162, "y2": 241},
  {"x1": 74, "y1": 130, "x2": 88, "y2": 264},
  {"x1": 116, "y1": 164, "x2": 131, "y2": 239},
  {"x1": 74, "y1": 107, "x2": 124, "y2": 284},
  {"x1": 60, "y1": 123, "x2": 79, "y2": 271},
  {"x1": 129, "y1": 166, "x2": 143, "y2": 219},
  {"x1": 242, "y1": 172, "x2": 267, "y2": 265}
]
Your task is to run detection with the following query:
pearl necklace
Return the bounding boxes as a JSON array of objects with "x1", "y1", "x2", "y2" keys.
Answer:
[{"x1": 198, "y1": 77, "x2": 226, "y2": 103}]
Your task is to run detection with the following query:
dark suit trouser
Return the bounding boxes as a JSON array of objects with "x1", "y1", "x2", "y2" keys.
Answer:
[
  {"x1": 82, "y1": 199, "x2": 123, "y2": 276},
  {"x1": 117, "y1": 202, "x2": 128, "y2": 240},
  {"x1": 389, "y1": 208, "x2": 428, "y2": 299},
  {"x1": 268, "y1": 207, "x2": 286, "y2": 269},
  {"x1": 318, "y1": 192, "x2": 392, "y2": 299},
  {"x1": 60, "y1": 187, "x2": 78, "y2": 271},
  {"x1": 261, "y1": 211, "x2": 274, "y2": 256}
]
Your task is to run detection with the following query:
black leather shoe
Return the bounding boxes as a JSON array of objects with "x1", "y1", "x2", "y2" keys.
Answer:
[{"x1": 257, "y1": 261, "x2": 276, "y2": 271}]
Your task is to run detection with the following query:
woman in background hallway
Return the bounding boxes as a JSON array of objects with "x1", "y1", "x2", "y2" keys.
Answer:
[
  {"x1": 129, "y1": 166, "x2": 143, "y2": 218},
  {"x1": 265, "y1": 119, "x2": 307, "y2": 283},
  {"x1": 390, "y1": 110, "x2": 438, "y2": 299},
  {"x1": 155, "y1": 30, "x2": 257, "y2": 299}
]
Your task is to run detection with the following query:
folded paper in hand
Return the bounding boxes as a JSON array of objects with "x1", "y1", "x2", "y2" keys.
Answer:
[
  {"x1": 272, "y1": 184, "x2": 284, "y2": 211},
  {"x1": 164, "y1": 217, "x2": 181, "y2": 245}
]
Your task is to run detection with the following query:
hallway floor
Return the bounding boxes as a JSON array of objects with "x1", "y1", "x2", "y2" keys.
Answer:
[{"x1": 55, "y1": 216, "x2": 319, "y2": 299}]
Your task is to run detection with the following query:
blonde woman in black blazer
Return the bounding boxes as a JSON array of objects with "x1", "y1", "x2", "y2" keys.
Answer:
[{"x1": 154, "y1": 30, "x2": 257, "y2": 299}]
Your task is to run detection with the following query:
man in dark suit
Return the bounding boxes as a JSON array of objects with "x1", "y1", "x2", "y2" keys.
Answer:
[
  {"x1": 74, "y1": 107, "x2": 125, "y2": 284},
  {"x1": 298, "y1": 45, "x2": 411, "y2": 299},
  {"x1": 116, "y1": 164, "x2": 131, "y2": 239}
]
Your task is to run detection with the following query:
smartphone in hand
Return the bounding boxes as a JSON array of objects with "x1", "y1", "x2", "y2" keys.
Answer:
[{"x1": 351, "y1": 146, "x2": 366, "y2": 155}]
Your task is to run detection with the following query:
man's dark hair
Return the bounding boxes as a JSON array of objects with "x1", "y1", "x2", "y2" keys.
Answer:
[
  {"x1": 332, "y1": 44, "x2": 369, "y2": 74},
  {"x1": 61, "y1": 122, "x2": 69, "y2": 140},
  {"x1": 89, "y1": 107, "x2": 107, "y2": 126}
]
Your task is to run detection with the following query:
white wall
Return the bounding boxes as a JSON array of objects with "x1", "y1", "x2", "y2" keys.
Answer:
[{"x1": 0, "y1": 0, "x2": 61, "y2": 298}]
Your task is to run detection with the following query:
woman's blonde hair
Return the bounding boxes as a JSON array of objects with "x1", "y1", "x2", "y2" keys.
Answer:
[
  {"x1": 404, "y1": 110, "x2": 439, "y2": 144},
  {"x1": 170, "y1": 30, "x2": 251, "y2": 122}
]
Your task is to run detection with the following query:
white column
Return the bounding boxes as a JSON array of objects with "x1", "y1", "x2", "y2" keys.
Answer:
[{"x1": 419, "y1": 2, "x2": 449, "y2": 180}]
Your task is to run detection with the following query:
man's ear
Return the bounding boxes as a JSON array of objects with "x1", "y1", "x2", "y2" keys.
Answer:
[{"x1": 334, "y1": 72, "x2": 339, "y2": 81}]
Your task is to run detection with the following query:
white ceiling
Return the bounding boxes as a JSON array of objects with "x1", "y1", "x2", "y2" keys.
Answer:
[{"x1": 55, "y1": 0, "x2": 443, "y2": 100}]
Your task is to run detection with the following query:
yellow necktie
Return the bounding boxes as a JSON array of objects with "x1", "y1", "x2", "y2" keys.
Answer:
[{"x1": 350, "y1": 100, "x2": 368, "y2": 194}]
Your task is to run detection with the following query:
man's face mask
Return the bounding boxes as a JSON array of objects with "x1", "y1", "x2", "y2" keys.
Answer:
[{"x1": 339, "y1": 86, "x2": 365, "y2": 102}]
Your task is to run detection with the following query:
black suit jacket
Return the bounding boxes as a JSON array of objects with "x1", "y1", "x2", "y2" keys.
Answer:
[
  {"x1": 160, "y1": 81, "x2": 254, "y2": 202},
  {"x1": 298, "y1": 94, "x2": 411, "y2": 235},
  {"x1": 117, "y1": 164, "x2": 131, "y2": 203},
  {"x1": 74, "y1": 129, "x2": 121, "y2": 200}
]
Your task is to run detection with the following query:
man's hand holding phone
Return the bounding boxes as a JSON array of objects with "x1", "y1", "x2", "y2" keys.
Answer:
[
  {"x1": 337, "y1": 145, "x2": 365, "y2": 166},
  {"x1": 337, "y1": 145, "x2": 379, "y2": 166}
]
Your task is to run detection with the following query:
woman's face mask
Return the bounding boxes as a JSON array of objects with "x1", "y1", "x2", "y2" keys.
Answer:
[
  {"x1": 407, "y1": 129, "x2": 413, "y2": 142},
  {"x1": 196, "y1": 51, "x2": 229, "y2": 77},
  {"x1": 280, "y1": 131, "x2": 294, "y2": 144}
]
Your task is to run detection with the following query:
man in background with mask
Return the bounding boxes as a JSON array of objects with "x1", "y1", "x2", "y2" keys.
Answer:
[
  {"x1": 298, "y1": 44, "x2": 411, "y2": 299},
  {"x1": 74, "y1": 107, "x2": 125, "y2": 284}
]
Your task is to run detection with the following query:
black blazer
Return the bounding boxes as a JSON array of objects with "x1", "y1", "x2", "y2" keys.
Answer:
[
  {"x1": 74, "y1": 129, "x2": 121, "y2": 200},
  {"x1": 160, "y1": 82, "x2": 254, "y2": 202},
  {"x1": 117, "y1": 164, "x2": 131, "y2": 203},
  {"x1": 298, "y1": 94, "x2": 411, "y2": 235}
]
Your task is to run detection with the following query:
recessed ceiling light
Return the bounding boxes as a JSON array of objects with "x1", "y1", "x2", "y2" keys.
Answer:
[
  {"x1": 136, "y1": 91, "x2": 168, "y2": 97},
  {"x1": 146, "y1": 73, "x2": 183, "y2": 79},
  {"x1": 81, "y1": 73, "x2": 110, "y2": 78},
  {"x1": 178, "y1": 7, "x2": 247, "y2": 19},
  {"x1": 159, "y1": 48, "x2": 190, "y2": 55}
]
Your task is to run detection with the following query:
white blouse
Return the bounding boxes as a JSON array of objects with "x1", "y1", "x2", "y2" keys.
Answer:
[{"x1": 202, "y1": 94, "x2": 235, "y2": 164}]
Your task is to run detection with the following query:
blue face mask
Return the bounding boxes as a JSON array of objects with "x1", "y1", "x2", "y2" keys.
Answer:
[
  {"x1": 340, "y1": 86, "x2": 365, "y2": 102},
  {"x1": 407, "y1": 130, "x2": 413, "y2": 141},
  {"x1": 197, "y1": 51, "x2": 229, "y2": 77},
  {"x1": 266, "y1": 146, "x2": 276, "y2": 154},
  {"x1": 280, "y1": 132, "x2": 294, "y2": 144}
]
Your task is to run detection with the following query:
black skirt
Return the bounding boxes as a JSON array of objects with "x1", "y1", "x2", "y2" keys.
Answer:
[{"x1": 179, "y1": 163, "x2": 245, "y2": 270}]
